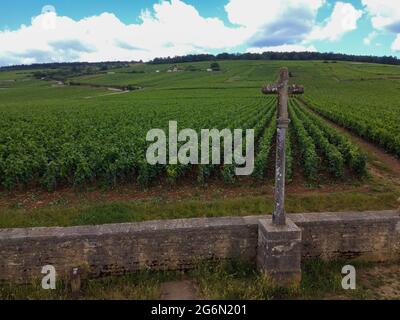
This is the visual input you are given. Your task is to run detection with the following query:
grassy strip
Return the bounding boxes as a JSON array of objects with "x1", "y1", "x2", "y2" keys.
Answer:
[
  {"x1": 193, "y1": 258, "x2": 372, "y2": 300},
  {"x1": 0, "y1": 258, "x2": 377, "y2": 300},
  {"x1": 0, "y1": 269, "x2": 178, "y2": 300},
  {"x1": 0, "y1": 191, "x2": 398, "y2": 229}
]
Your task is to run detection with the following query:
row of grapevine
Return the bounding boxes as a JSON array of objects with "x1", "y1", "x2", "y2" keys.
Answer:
[
  {"x1": 153, "y1": 98, "x2": 272, "y2": 185},
  {"x1": 168, "y1": 99, "x2": 268, "y2": 184},
  {"x1": 290, "y1": 101, "x2": 345, "y2": 178},
  {"x1": 252, "y1": 111, "x2": 276, "y2": 180},
  {"x1": 293, "y1": 100, "x2": 367, "y2": 176},
  {"x1": 285, "y1": 128, "x2": 293, "y2": 183},
  {"x1": 221, "y1": 97, "x2": 276, "y2": 183},
  {"x1": 288, "y1": 103, "x2": 320, "y2": 181},
  {"x1": 303, "y1": 96, "x2": 400, "y2": 158}
]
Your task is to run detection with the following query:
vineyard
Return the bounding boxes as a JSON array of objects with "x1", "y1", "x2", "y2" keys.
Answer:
[
  {"x1": 0, "y1": 60, "x2": 399, "y2": 192},
  {"x1": 291, "y1": 62, "x2": 400, "y2": 157}
]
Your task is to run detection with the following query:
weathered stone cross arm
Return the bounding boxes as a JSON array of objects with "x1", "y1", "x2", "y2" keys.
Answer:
[
  {"x1": 262, "y1": 83, "x2": 305, "y2": 95},
  {"x1": 261, "y1": 69, "x2": 304, "y2": 128}
]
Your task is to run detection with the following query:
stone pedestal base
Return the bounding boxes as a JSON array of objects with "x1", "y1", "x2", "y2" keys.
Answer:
[{"x1": 257, "y1": 218, "x2": 302, "y2": 288}]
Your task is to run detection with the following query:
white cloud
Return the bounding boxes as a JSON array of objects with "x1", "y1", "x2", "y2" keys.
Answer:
[
  {"x1": 225, "y1": 0, "x2": 324, "y2": 29},
  {"x1": 362, "y1": 0, "x2": 400, "y2": 53},
  {"x1": 225, "y1": 0, "x2": 325, "y2": 47},
  {"x1": 362, "y1": 0, "x2": 400, "y2": 32},
  {"x1": 0, "y1": 0, "x2": 248, "y2": 66},
  {"x1": 392, "y1": 34, "x2": 400, "y2": 51},
  {"x1": 246, "y1": 44, "x2": 317, "y2": 53},
  {"x1": 307, "y1": 2, "x2": 363, "y2": 41},
  {"x1": 363, "y1": 31, "x2": 378, "y2": 45},
  {"x1": 1, "y1": 0, "x2": 368, "y2": 66}
]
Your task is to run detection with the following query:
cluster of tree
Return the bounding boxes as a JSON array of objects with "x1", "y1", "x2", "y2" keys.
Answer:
[
  {"x1": 210, "y1": 62, "x2": 221, "y2": 71},
  {"x1": 30, "y1": 62, "x2": 138, "y2": 81},
  {"x1": 32, "y1": 68, "x2": 87, "y2": 81},
  {"x1": 0, "y1": 61, "x2": 138, "y2": 72},
  {"x1": 185, "y1": 65, "x2": 200, "y2": 71},
  {"x1": 151, "y1": 54, "x2": 216, "y2": 65},
  {"x1": 33, "y1": 67, "x2": 98, "y2": 81},
  {"x1": 149, "y1": 52, "x2": 400, "y2": 66}
]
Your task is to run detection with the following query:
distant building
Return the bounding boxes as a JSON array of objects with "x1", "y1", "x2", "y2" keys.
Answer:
[
  {"x1": 168, "y1": 65, "x2": 184, "y2": 72},
  {"x1": 206, "y1": 68, "x2": 213, "y2": 72}
]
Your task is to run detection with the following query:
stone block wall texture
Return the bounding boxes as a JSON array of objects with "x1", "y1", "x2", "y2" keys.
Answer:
[
  {"x1": 291, "y1": 211, "x2": 400, "y2": 261},
  {"x1": 0, "y1": 217, "x2": 258, "y2": 283},
  {"x1": 0, "y1": 210, "x2": 399, "y2": 283}
]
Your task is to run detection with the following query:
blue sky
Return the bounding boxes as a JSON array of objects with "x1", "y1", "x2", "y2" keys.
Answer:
[{"x1": 0, "y1": 0, "x2": 399, "y2": 66}]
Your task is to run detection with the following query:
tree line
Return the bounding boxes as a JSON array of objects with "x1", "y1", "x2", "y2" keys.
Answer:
[
  {"x1": 0, "y1": 61, "x2": 137, "y2": 72},
  {"x1": 1, "y1": 51, "x2": 399, "y2": 72},
  {"x1": 149, "y1": 52, "x2": 400, "y2": 66}
]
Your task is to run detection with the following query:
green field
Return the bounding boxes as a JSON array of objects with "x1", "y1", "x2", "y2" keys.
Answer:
[{"x1": 0, "y1": 60, "x2": 399, "y2": 192}]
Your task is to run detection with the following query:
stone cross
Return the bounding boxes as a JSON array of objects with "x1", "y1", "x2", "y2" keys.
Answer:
[{"x1": 262, "y1": 68, "x2": 304, "y2": 225}]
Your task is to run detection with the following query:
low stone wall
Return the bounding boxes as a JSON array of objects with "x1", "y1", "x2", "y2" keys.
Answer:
[
  {"x1": 0, "y1": 217, "x2": 258, "y2": 283},
  {"x1": 292, "y1": 211, "x2": 400, "y2": 261},
  {"x1": 0, "y1": 210, "x2": 399, "y2": 284}
]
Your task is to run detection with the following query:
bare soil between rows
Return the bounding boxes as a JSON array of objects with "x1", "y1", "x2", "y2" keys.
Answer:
[{"x1": 0, "y1": 176, "x2": 376, "y2": 211}]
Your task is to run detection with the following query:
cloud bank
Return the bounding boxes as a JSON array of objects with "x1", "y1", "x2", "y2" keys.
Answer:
[
  {"x1": 0, "y1": 0, "x2": 366, "y2": 66},
  {"x1": 0, "y1": 1, "x2": 247, "y2": 65},
  {"x1": 362, "y1": 0, "x2": 400, "y2": 51},
  {"x1": 307, "y1": 2, "x2": 362, "y2": 41}
]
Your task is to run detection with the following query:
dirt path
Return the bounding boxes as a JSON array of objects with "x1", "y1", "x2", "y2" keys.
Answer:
[
  {"x1": 160, "y1": 280, "x2": 200, "y2": 300},
  {"x1": 322, "y1": 262, "x2": 400, "y2": 300},
  {"x1": 358, "y1": 263, "x2": 400, "y2": 299},
  {"x1": 298, "y1": 98, "x2": 400, "y2": 186},
  {"x1": 84, "y1": 89, "x2": 130, "y2": 99}
]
